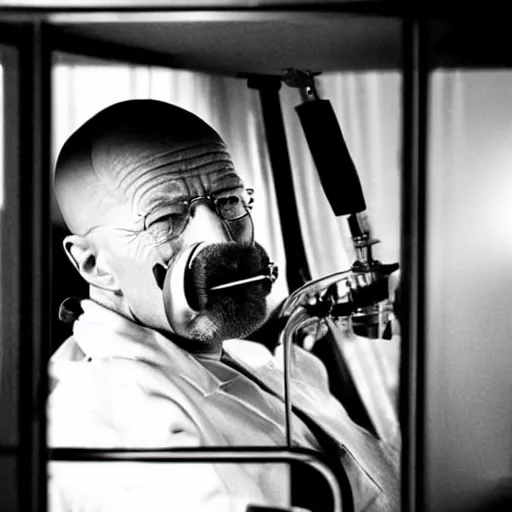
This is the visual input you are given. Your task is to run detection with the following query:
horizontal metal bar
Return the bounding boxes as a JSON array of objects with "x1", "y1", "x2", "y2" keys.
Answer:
[
  {"x1": 50, "y1": 446, "x2": 325, "y2": 462},
  {"x1": 0, "y1": 2, "x2": 402, "y2": 18},
  {"x1": 51, "y1": 446, "x2": 343, "y2": 511},
  {"x1": 45, "y1": 8, "x2": 398, "y2": 24},
  {"x1": 0, "y1": 2, "x2": 509, "y2": 22}
]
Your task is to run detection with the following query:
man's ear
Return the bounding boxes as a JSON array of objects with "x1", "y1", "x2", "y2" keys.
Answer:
[{"x1": 63, "y1": 235, "x2": 120, "y2": 293}]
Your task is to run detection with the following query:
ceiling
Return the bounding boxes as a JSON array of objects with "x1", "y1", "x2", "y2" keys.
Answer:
[
  {"x1": 48, "y1": 11, "x2": 402, "y2": 76},
  {"x1": 3, "y1": 3, "x2": 512, "y2": 74}
]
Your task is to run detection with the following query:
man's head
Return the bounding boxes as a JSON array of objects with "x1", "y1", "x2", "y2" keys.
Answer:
[{"x1": 55, "y1": 99, "x2": 272, "y2": 354}]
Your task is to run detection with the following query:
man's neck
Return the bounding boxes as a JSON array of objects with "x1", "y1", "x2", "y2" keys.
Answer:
[
  {"x1": 194, "y1": 350, "x2": 222, "y2": 361},
  {"x1": 164, "y1": 334, "x2": 223, "y2": 360}
]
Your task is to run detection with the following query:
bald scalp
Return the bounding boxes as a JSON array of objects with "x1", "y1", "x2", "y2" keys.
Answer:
[{"x1": 54, "y1": 100, "x2": 234, "y2": 235}]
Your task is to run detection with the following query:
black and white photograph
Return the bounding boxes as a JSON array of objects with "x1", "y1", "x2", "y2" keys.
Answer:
[{"x1": 0, "y1": 2, "x2": 511, "y2": 512}]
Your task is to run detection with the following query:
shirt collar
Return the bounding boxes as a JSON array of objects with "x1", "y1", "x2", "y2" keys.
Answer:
[{"x1": 58, "y1": 299, "x2": 187, "y2": 368}]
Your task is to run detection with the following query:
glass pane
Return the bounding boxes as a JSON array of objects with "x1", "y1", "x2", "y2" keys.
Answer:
[{"x1": 48, "y1": 13, "x2": 402, "y2": 512}]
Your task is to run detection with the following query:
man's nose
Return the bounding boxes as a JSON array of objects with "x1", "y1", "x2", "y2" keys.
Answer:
[{"x1": 182, "y1": 201, "x2": 231, "y2": 245}]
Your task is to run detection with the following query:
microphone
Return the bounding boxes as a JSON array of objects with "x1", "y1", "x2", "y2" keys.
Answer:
[{"x1": 295, "y1": 98, "x2": 366, "y2": 216}]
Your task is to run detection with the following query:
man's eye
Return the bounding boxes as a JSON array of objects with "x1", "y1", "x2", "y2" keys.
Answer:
[
  {"x1": 146, "y1": 213, "x2": 188, "y2": 242},
  {"x1": 215, "y1": 195, "x2": 247, "y2": 220},
  {"x1": 216, "y1": 195, "x2": 240, "y2": 208}
]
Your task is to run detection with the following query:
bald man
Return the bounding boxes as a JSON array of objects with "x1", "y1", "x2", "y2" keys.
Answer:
[{"x1": 48, "y1": 100, "x2": 400, "y2": 512}]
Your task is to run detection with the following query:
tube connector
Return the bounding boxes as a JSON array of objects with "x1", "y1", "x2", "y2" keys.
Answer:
[{"x1": 283, "y1": 68, "x2": 322, "y2": 103}]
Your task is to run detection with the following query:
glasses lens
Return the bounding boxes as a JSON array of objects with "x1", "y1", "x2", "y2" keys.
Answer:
[{"x1": 215, "y1": 191, "x2": 250, "y2": 221}]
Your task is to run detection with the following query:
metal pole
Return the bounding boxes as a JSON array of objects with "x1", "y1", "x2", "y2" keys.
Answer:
[
  {"x1": 17, "y1": 20, "x2": 52, "y2": 512},
  {"x1": 400, "y1": 15, "x2": 429, "y2": 512},
  {"x1": 51, "y1": 447, "x2": 343, "y2": 512},
  {"x1": 247, "y1": 75, "x2": 311, "y2": 293}
]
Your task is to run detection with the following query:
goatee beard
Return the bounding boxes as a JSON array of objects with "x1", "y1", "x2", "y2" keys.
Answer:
[{"x1": 183, "y1": 241, "x2": 272, "y2": 343}]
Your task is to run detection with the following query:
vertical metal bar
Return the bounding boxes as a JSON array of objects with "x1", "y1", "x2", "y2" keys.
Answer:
[
  {"x1": 1, "y1": 36, "x2": 21, "y2": 454},
  {"x1": 1, "y1": 35, "x2": 21, "y2": 512},
  {"x1": 247, "y1": 76, "x2": 311, "y2": 293},
  {"x1": 17, "y1": 21, "x2": 51, "y2": 512},
  {"x1": 400, "y1": 16, "x2": 429, "y2": 512}
]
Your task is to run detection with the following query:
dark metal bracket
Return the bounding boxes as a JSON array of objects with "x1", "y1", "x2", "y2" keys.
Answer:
[{"x1": 247, "y1": 73, "x2": 311, "y2": 293}]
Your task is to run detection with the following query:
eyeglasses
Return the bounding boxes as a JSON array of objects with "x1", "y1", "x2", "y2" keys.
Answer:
[
  {"x1": 141, "y1": 187, "x2": 255, "y2": 246},
  {"x1": 83, "y1": 188, "x2": 255, "y2": 246}
]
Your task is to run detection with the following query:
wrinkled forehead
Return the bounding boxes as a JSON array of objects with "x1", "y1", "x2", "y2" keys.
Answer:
[
  {"x1": 56, "y1": 144, "x2": 244, "y2": 235},
  {"x1": 90, "y1": 129, "x2": 244, "y2": 211},
  {"x1": 134, "y1": 167, "x2": 244, "y2": 217},
  {"x1": 94, "y1": 130, "x2": 230, "y2": 185}
]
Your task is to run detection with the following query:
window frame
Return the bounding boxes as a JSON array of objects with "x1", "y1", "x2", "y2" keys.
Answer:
[{"x1": 0, "y1": 5, "x2": 428, "y2": 512}]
